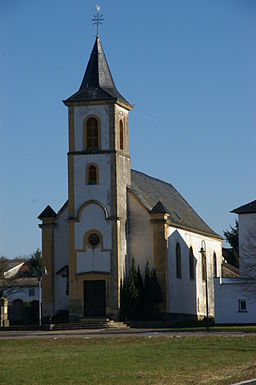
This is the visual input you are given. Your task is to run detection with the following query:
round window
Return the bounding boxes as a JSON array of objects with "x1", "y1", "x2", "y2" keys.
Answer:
[{"x1": 88, "y1": 233, "x2": 100, "y2": 248}]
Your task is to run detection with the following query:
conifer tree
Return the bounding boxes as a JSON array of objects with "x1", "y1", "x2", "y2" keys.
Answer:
[
  {"x1": 135, "y1": 265, "x2": 144, "y2": 320},
  {"x1": 120, "y1": 260, "x2": 163, "y2": 321},
  {"x1": 142, "y1": 261, "x2": 153, "y2": 320},
  {"x1": 151, "y1": 268, "x2": 163, "y2": 318}
]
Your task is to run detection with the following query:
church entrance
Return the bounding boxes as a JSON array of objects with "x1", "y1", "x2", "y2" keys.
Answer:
[{"x1": 83, "y1": 280, "x2": 106, "y2": 317}]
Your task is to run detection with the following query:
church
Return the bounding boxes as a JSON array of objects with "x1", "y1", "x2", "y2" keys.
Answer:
[{"x1": 38, "y1": 34, "x2": 223, "y2": 322}]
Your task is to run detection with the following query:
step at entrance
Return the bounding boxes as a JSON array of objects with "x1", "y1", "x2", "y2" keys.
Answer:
[{"x1": 51, "y1": 318, "x2": 128, "y2": 331}]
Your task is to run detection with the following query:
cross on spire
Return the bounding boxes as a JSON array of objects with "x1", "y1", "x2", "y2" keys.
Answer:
[{"x1": 92, "y1": 4, "x2": 104, "y2": 37}]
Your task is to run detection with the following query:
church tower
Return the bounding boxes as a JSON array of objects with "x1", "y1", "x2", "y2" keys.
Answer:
[{"x1": 63, "y1": 36, "x2": 133, "y2": 320}]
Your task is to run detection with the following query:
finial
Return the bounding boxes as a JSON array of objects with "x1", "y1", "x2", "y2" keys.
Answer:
[{"x1": 92, "y1": 4, "x2": 104, "y2": 37}]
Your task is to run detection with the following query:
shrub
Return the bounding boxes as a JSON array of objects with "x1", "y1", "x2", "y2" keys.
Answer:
[{"x1": 120, "y1": 260, "x2": 163, "y2": 321}]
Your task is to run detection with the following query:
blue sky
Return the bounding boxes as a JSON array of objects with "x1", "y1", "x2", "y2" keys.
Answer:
[{"x1": 0, "y1": 0, "x2": 255, "y2": 258}]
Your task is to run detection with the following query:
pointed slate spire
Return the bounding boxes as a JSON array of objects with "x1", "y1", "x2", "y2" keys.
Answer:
[{"x1": 64, "y1": 37, "x2": 132, "y2": 109}]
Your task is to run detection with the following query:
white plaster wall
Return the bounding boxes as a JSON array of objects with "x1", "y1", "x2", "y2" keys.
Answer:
[
  {"x1": 238, "y1": 213, "x2": 256, "y2": 278},
  {"x1": 115, "y1": 105, "x2": 130, "y2": 280},
  {"x1": 53, "y1": 205, "x2": 69, "y2": 312},
  {"x1": 74, "y1": 105, "x2": 109, "y2": 151},
  {"x1": 74, "y1": 203, "x2": 112, "y2": 274},
  {"x1": 77, "y1": 249, "x2": 110, "y2": 273},
  {"x1": 6, "y1": 287, "x2": 38, "y2": 304},
  {"x1": 115, "y1": 105, "x2": 129, "y2": 152},
  {"x1": 73, "y1": 154, "x2": 111, "y2": 216},
  {"x1": 117, "y1": 155, "x2": 131, "y2": 280},
  {"x1": 168, "y1": 226, "x2": 222, "y2": 317},
  {"x1": 127, "y1": 193, "x2": 154, "y2": 273},
  {"x1": 214, "y1": 278, "x2": 256, "y2": 323},
  {"x1": 75, "y1": 203, "x2": 112, "y2": 250}
]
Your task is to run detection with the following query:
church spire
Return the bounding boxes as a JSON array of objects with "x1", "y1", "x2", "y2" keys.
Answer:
[{"x1": 64, "y1": 37, "x2": 132, "y2": 109}]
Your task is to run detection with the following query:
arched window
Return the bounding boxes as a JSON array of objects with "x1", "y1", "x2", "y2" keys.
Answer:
[
  {"x1": 202, "y1": 253, "x2": 206, "y2": 282},
  {"x1": 176, "y1": 243, "x2": 181, "y2": 279},
  {"x1": 119, "y1": 120, "x2": 124, "y2": 150},
  {"x1": 213, "y1": 252, "x2": 217, "y2": 277},
  {"x1": 85, "y1": 117, "x2": 99, "y2": 149},
  {"x1": 189, "y1": 247, "x2": 194, "y2": 280},
  {"x1": 86, "y1": 164, "x2": 98, "y2": 185}
]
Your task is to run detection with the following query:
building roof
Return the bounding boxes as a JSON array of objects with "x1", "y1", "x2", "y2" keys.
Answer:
[
  {"x1": 130, "y1": 170, "x2": 221, "y2": 239},
  {"x1": 0, "y1": 260, "x2": 24, "y2": 274},
  {"x1": 231, "y1": 200, "x2": 256, "y2": 214},
  {"x1": 0, "y1": 260, "x2": 30, "y2": 279},
  {"x1": 222, "y1": 262, "x2": 239, "y2": 278},
  {"x1": 38, "y1": 205, "x2": 57, "y2": 220},
  {"x1": 3, "y1": 262, "x2": 25, "y2": 278},
  {"x1": 0, "y1": 277, "x2": 38, "y2": 288},
  {"x1": 64, "y1": 37, "x2": 132, "y2": 109},
  {"x1": 150, "y1": 201, "x2": 169, "y2": 214}
]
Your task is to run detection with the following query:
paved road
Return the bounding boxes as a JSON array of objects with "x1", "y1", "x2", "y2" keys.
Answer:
[
  {"x1": 231, "y1": 381, "x2": 256, "y2": 385},
  {"x1": 1, "y1": 327, "x2": 256, "y2": 339}
]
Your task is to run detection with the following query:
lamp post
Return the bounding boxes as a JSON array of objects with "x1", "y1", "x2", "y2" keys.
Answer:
[
  {"x1": 199, "y1": 240, "x2": 209, "y2": 332},
  {"x1": 38, "y1": 267, "x2": 47, "y2": 326}
]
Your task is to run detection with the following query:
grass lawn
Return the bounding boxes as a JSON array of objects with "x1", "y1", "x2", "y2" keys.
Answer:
[{"x1": 1, "y1": 336, "x2": 256, "y2": 385}]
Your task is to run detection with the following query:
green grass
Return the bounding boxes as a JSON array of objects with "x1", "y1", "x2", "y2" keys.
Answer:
[
  {"x1": 1, "y1": 336, "x2": 256, "y2": 385},
  {"x1": 164, "y1": 325, "x2": 256, "y2": 333}
]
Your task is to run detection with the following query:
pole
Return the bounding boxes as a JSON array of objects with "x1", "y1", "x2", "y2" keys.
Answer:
[
  {"x1": 200, "y1": 240, "x2": 209, "y2": 332},
  {"x1": 39, "y1": 276, "x2": 42, "y2": 326},
  {"x1": 205, "y1": 258, "x2": 209, "y2": 332}
]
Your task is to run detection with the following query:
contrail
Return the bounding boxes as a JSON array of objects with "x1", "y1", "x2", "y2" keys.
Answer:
[{"x1": 132, "y1": 111, "x2": 158, "y2": 122}]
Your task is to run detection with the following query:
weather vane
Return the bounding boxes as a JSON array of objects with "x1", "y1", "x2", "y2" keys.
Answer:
[{"x1": 92, "y1": 4, "x2": 104, "y2": 37}]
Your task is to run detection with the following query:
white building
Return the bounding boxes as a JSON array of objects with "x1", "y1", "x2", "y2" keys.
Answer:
[
  {"x1": 2, "y1": 278, "x2": 38, "y2": 304},
  {"x1": 0, "y1": 261, "x2": 38, "y2": 304},
  {"x1": 215, "y1": 200, "x2": 256, "y2": 324},
  {"x1": 38, "y1": 35, "x2": 223, "y2": 321}
]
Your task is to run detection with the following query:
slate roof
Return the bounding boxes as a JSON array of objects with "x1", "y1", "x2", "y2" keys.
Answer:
[
  {"x1": 231, "y1": 200, "x2": 256, "y2": 214},
  {"x1": 38, "y1": 205, "x2": 57, "y2": 220},
  {"x1": 222, "y1": 262, "x2": 239, "y2": 278},
  {"x1": 0, "y1": 260, "x2": 25, "y2": 274},
  {"x1": 64, "y1": 37, "x2": 132, "y2": 109},
  {"x1": 150, "y1": 201, "x2": 169, "y2": 214},
  {"x1": 130, "y1": 170, "x2": 221, "y2": 239}
]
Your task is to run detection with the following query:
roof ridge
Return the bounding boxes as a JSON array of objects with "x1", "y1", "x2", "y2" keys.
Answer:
[{"x1": 131, "y1": 169, "x2": 176, "y2": 190}]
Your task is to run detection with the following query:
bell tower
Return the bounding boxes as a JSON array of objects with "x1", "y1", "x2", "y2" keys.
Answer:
[{"x1": 63, "y1": 36, "x2": 133, "y2": 320}]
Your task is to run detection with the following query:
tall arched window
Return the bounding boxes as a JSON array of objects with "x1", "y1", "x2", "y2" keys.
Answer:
[
  {"x1": 119, "y1": 120, "x2": 124, "y2": 150},
  {"x1": 213, "y1": 252, "x2": 217, "y2": 277},
  {"x1": 176, "y1": 243, "x2": 181, "y2": 279},
  {"x1": 85, "y1": 117, "x2": 99, "y2": 149},
  {"x1": 189, "y1": 247, "x2": 194, "y2": 280},
  {"x1": 86, "y1": 164, "x2": 98, "y2": 185},
  {"x1": 202, "y1": 253, "x2": 206, "y2": 281}
]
